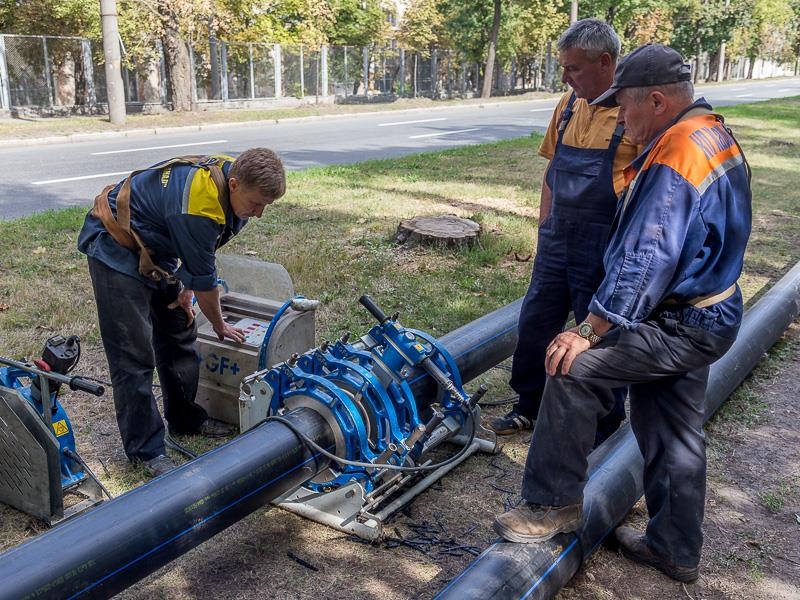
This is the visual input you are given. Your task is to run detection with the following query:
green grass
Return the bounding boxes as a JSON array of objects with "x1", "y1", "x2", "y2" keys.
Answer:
[{"x1": 1, "y1": 98, "x2": 799, "y2": 521}]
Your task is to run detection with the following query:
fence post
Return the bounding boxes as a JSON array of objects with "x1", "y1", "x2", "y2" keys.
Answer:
[
  {"x1": 0, "y1": 36, "x2": 10, "y2": 110},
  {"x1": 344, "y1": 47, "x2": 349, "y2": 97},
  {"x1": 399, "y1": 48, "x2": 405, "y2": 98},
  {"x1": 189, "y1": 45, "x2": 198, "y2": 104},
  {"x1": 81, "y1": 39, "x2": 97, "y2": 106},
  {"x1": 158, "y1": 41, "x2": 168, "y2": 105},
  {"x1": 300, "y1": 45, "x2": 305, "y2": 98},
  {"x1": 209, "y1": 33, "x2": 220, "y2": 99},
  {"x1": 362, "y1": 46, "x2": 369, "y2": 96},
  {"x1": 249, "y1": 43, "x2": 255, "y2": 99},
  {"x1": 321, "y1": 45, "x2": 328, "y2": 98},
  {"x1": 42, "y1": 37, "x2": 55, "y2": 106},
  {"x1": 431, "y1": 48, "x2": 438, "y2": 97},
  {"x1": 274, "y1": 44, "x2": 282, "y2": 98},
  {"x1": 220, "y1": 41, "x2": 229, "y2": 101}
]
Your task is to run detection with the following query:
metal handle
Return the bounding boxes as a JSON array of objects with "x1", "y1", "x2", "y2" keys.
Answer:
[
  {"x1": 359, "y1": 294, "x2": 390, "y2": 324},
  {"x1": 69, "y1": 377, "x2": 105, "y2": 397}
]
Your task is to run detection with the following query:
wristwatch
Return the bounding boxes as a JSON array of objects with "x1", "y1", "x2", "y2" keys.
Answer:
[{"x1": 577, "y1": 320, "x2": 602, "y2": 345}]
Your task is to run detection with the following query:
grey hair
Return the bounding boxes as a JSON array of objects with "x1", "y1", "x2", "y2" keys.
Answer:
[
  {"x1": 557, "y1": 18, "x2": 621, "y2": 61},
  {"x1": 625, "y1": 80, "x2": 695, "y2": 104}
]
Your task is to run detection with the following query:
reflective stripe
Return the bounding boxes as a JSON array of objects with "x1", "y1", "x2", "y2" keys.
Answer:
[{"x1": 663, "y1": 283, "x2": 737, "y2": 308}]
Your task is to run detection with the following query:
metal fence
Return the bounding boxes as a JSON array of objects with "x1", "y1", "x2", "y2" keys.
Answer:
[
  {"x1": 0, "y1": 34, "x2": 513, "y2": 112},
  {"x1": 5, "y1": 33, "x2": 794, "y2": 113}
]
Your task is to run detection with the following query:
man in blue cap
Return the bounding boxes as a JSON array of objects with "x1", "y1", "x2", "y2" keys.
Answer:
[{"x1": 493, "y1": 44, "x2": 752, "y2": 584}]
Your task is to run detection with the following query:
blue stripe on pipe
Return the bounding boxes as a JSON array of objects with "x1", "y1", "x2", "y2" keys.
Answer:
[{"x1": 68, "y1": 448, "x2": 328, "y2": 599}]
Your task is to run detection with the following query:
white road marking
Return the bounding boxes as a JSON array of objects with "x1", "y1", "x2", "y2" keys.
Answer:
[
  {"x1": 32, "y1": 171, "x2": 130, "y2": 185},
  {"x1": 377, "y1": 118, "x2": 447, "y2": 127},
  {"x1": 736, "y1": 93, "x2": 754, "y2": 98},
  {"x1": 409, "y1": 128, "x2": 480, "y2": 139},
  {"x1": 530, "y1": 108, "x2": 552, "y2": 112},
  {"x1": 91, "y1": 140, "x2": 228, "y2": 155}
]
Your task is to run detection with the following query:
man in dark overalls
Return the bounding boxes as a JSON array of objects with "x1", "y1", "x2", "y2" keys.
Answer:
[{"x1": 489, "y1": 19, "x2": 637, "y2": 444}]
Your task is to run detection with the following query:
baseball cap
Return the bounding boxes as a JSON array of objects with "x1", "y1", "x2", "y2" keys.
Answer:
[{"x1": 591, "y1": 44, "x2": 692, "y2": 107}]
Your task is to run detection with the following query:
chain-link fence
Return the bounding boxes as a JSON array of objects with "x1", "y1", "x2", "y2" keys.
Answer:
[
  {"x1": 5, "y1": 33, "x2": 794, "y2": 113},
  {"x1": 0, "y1": 34, "x2": 533, "y2": 112}
]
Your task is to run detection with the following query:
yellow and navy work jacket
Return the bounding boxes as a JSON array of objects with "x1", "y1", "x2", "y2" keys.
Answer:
[
  {"x1": 78, "y1": 154, "x2": 245, "y2": 291},
  {"x1": 589, "y1": 99, "x2": 752, "y2": 337}
]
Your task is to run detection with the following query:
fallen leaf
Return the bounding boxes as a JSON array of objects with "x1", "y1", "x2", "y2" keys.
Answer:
[
  {"x1": 33, "y1": 246, "x2": 46, "y2": 255},
  {"x1": 0, "y1": 303, "x2": 9, "y2": 311}
]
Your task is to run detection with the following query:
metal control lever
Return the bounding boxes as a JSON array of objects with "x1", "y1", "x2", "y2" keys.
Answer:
[
  {"x1": 421, "y1": 357, "x2": 469, "y2": 404},
  {"x1": 359, "y1": 294, "x2": 390, "y2": 324}
]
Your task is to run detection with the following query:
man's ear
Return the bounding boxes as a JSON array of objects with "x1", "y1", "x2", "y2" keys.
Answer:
[
  {"x1": 228, "y1": 177, "x2": 239, "y2": 192},
  {"x1": 651, "y1": 90, "x2": 668, "y2": 115},
  {"x1": 599, "y1": 52, "x2": 613, "y2": 71}
]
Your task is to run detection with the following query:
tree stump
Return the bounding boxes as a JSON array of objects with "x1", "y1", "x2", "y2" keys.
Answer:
[{"x1": 395, "y1": 215, "x2": 481, "y2": 249}]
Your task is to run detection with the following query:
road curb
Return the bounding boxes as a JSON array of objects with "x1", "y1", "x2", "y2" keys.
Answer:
[{"x1": 0, "y1": 96, "x2": 558, "y2": 148}]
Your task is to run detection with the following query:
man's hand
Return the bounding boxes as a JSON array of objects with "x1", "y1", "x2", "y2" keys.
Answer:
[
  {"x1": 168, "y1": 288, "x2": 196, "y2": 328},
  {"x1": 213, "y1": 321, "x2": 246, "y2": 343},
  {"x1": 545, "y1": 328, "x2": 592, "y2": 376}
]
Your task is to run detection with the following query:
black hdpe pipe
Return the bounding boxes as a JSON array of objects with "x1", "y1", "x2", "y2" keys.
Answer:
[
  {"x1": 435, "y1": 260, "x2": 800, "y2": 600},
  {"x1": 0, "y1": 299, "x2": 523, "y2": 600}
]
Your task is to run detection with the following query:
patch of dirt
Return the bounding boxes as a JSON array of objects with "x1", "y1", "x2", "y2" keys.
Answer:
[{"x1": 1, "y1": 326, "x2": 799, "y2": 600}]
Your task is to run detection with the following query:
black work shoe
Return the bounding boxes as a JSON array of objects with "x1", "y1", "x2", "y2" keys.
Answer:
[
  {"x1": 142, "y1": 454, "x2": 177, "y2": 477},
  {"x1": 615, "y1": 526, "x2": 700, "y2": 583},
  {"x1": 197, "y1": 418, "x2": 236, "y2": 438},
  {"x1": 488, "y1": 410, "x2": 533, "y2": 435},
  {"x1": 493, "y1": 502, "x2": 583, "y2": 543}
]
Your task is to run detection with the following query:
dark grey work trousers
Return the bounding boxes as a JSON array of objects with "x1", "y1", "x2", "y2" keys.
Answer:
[
  {"x1": 88, "y1": 257, "x2": 208, "y2": 462},
  {"x1": 522, "y1": 310, "x2": 736, "y2": 568}
]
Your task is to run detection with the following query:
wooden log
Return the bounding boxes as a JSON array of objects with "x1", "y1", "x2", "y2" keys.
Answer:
[{"x1": 395, "y1": 215, "x2": 481, "y2": 249}]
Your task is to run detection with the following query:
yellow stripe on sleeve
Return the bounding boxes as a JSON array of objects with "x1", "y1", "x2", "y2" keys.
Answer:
[{"x1": 185, "y1": 168, "x2": 225, "y2": 224}]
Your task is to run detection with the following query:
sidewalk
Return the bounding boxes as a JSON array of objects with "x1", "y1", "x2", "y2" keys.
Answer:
[{"x1": 0, "y1": 93, "x2": 554, "y2": 147}]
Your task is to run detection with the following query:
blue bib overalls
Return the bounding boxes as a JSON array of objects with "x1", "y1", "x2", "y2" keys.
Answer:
[{"x1": 510, "y1": 93, "x2": 627, "y2": 444}]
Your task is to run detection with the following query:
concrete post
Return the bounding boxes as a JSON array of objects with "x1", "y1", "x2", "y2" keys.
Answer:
[
  {"x1": 274, "y1": 44, "x2": 282, "y2": 98},
  {"x1": 362, "y1": 46, "x2": 369, "y2": 96},
  {"x1": 321, "y1": 45, "x2": 328, "y2": 98},
  {"x1": 0, "y1": 36, "x2": 11, "y2": 110},
  {"x1": 99, "y1": 0, "x2": 126, "y2": 124},
  {"x1": 248, "y1": 43, "x2": 255, "y2": 98}
]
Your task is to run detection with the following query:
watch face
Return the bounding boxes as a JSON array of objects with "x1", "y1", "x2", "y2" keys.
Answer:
[{"x1": 579, "y1": 322, "x2": 593, "y2": 337}]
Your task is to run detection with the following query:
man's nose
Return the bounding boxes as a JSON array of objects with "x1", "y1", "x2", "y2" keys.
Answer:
[{"x1": 253, "y1": 205, "x2": 265, "y2": 218}]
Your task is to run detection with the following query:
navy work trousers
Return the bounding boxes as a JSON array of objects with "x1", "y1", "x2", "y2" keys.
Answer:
[
  {"x1": 522, "y1": 313, "x2": 735, "y2": 568},
  {"x1": 88, "y1": 257, "x2": 208, "y2": 461},
  {"x1": 510, "y1": 215, "x2": 626, "y2": 442}
]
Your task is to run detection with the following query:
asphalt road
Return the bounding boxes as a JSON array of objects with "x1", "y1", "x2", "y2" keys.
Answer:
[{"x1": 1, "y1": 77, "x2": 798, "y2": 219}]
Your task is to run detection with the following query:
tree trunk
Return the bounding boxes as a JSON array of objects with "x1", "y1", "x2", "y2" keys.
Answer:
[
  {"x1": 481, "y1": 0, "x2": 501, "y2": 99},
  {"x1": 158, "y1": 4, "x2": 193, "y2": 111},
  {"x1": 395, "y1": 216, "x2": 481, "y2": 249}
]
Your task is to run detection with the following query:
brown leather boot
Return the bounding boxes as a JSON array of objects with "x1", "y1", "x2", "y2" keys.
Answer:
[
  {"x1": 493, "y1": 502, "x2": 583, "y2": 543},
  {"x1": 615, "y1": 526, "x2": 700, "y2": 583}
]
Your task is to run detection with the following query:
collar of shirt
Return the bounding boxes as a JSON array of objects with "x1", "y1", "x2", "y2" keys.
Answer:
[{"x1": 622, "y1": 97, "x2": 713, "y2": 187}]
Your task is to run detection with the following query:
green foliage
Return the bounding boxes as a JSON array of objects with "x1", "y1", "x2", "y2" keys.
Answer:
[
  {"x1": 397, "y1": 0, "x2": 445, "y2": 55},
  {"x1": 326, "y1": 0, "x2": 389, "y2": 47}
]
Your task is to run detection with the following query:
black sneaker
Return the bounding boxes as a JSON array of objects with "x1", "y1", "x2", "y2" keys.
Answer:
[{"x1": 488, "y1": 410, "x2": 533, "y2": 435}]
